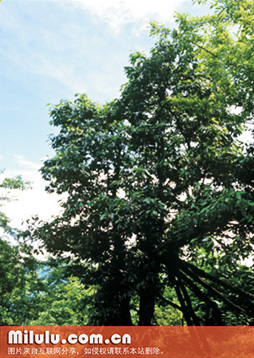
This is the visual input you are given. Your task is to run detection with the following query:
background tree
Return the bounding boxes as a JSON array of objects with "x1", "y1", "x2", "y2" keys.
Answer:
[
  {"x1": 32, "y1": 0, "x2": 254, "y2": 325},
  {"x1": 0, "y1": 172, "x2": 38, "y2": 324},
  {"x1": 0, "y1": 171, "x2": 31, "y2": 233},
  {"x1": 28, "y1": 259, "x2": 95, "y2": 326},
  {"x1": 0, "y1": 173, "x2": 90, "y2": 325}
]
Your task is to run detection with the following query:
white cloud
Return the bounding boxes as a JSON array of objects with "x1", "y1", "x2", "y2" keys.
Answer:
[
  {"x1": 0, "y1": 2, "x2": 89, "y2": 95},
  {"x1": 1, "y1": 40, "x2": 87, "y2": 95},
  {"x1": 1, "y1": 0, "x2": 185, "y2": 101},
  {"x1": 2, "y1": 181, "x2": 62, "y2": 229},
  {"x1": 0, "y1": 157, "x2": 63, "y2": 230},
  {"x1": 13, "y1": 155, "x2": 41, "y2": 171},
  {"x1": 72, "y1": 0, "x2": 185, "y2": 30}
]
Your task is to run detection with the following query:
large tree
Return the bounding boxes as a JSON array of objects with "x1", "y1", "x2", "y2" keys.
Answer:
[{"x1": 33, "y1": 0, "x2": 254, "y2": 325}]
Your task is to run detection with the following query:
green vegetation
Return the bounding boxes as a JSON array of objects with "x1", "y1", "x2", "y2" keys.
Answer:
[{"x1": 1, "y1": 0, "x2": 254, "y2": 325}]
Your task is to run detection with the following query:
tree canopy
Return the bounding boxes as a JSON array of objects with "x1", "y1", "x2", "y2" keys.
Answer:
[{"x1": 30, "y1": 0, "x2": 254, "y2": 326}]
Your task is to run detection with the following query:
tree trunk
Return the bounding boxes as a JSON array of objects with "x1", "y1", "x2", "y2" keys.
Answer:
[{"x1": 139, "y1": 276, "x2": 157, "y2": 326}]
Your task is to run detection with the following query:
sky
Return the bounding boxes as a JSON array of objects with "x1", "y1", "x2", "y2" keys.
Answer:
[{"x1": 0, "y1": 0, "x2": 209, "y2": 231}]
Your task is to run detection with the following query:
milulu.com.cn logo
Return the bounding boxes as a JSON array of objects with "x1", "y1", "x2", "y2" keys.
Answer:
[{"x1": 8, "y1": 330, "x2": 132, "y2": 346}]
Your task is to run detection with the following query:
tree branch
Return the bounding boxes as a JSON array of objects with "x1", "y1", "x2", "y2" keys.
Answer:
[
  {"x1": 179, "y1": 260, "x2": 250, "y2": 315},
  {"x1": 174, "y1": 277, "x2": 194, "y2": 326},
  {"x1": 158, "y1": 294, "x2": 183, "y2": 312},
  {"x1": 185, "y1": 261, "x2": 254, "y2": 300}
]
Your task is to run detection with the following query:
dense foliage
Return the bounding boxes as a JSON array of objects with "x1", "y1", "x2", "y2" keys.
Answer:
[{"x1": 30, "y1": 0, "x2": 254, "y2": 326}]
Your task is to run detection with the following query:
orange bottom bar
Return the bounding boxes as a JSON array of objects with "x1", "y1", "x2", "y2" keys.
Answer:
[{"x1": 1, "y1": 326, "x2": 253, "y2": 358}]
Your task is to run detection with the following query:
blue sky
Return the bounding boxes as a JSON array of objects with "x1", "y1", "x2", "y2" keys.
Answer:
[{"x1": 0, "y1": 0, "x2": 208, "y2": 229}]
